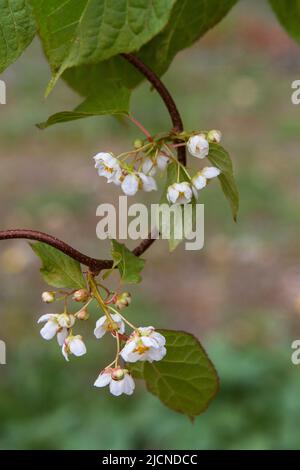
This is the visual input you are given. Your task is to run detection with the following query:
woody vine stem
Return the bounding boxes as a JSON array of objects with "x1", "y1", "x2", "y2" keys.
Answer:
[{"x1": 0, "y1": 53, "x2": 186, "y2": 274}]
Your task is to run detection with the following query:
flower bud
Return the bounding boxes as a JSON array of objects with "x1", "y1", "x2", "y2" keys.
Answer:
[
  {"x1": 207, "y1": 129, "x2": 222, "y2": 144},
  {"x1": 72, "y1": 289, "x2": 89, "y2": 302},
  {"x1": 133, "y1": 139, "x2": 144, "y2": 149},
  {"x1": 111, "y1": 368, "x2": 125, "y2": 381},
  {"x1": 114, "y1": 292, "x2": 132, "y2": 310},
  {"x1": 76, "y1": 307, "x2": 90, "y2": 321},
  {"x1": 41, "y1": 291, "x2": 56, "y2": 303}
]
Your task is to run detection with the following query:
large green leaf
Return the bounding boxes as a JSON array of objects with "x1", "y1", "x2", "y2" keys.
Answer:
[
  {"x1": 30, "y1": 242, "x2": 86, "y2": 289},
  {"x1": 208, "y1": 143, "x2": 239, "y2": 221},
  {"x1": 111, "y1": 240, "x2": 145, "y2": 284},
  {"x1": 129, "y1": 330, "x2": 219, "y2": 418},
  {"x1": 30, "y1": 0, "x2": 176, "y2": 93},
  {"x1": 0, "y1": 0, "x2": 36, "y2": 73},
  {"x1": 37, "y1": 80, "x2": 130, "y2": 129},
  {"x1": 269, "y1": 0, "x2": 300, "y2": 43},
  {"x1": 63, "y1": 0, "x2": 239, "y2": 94}
]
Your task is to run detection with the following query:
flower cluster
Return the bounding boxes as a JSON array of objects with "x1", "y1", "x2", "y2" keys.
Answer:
[
  {"x1": 37, "y1": 281, "x2": 166, "y2": 397},
  {"x1": 166, "y1": 131, "x2": 222, "y2": 205},
  {"x1": 93, "y1": 128, "x2": 222, "y2": 205},
  {"x1": 93, "y1": 152, "x2": 168, "y2": 197}
]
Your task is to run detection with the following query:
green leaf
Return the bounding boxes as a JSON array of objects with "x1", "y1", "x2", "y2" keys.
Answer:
[
  {"x1": 63, "y1": 56, "x2": 138, "y2": 95},
  {"x1": 30, "y1": 0, "x2": 176, "y2": 93},
  {"x1": 127, "y1": 361, "x2": 144, "y2": 380},
  {"x1": 111, "y1": 240, "x2": 145, "y2": 284},
  {"x1": 158, "y1": 162, "x2": 196, "y2": 252},
  {"x1": 0, "y1": 0, "x2": 36, "y2": 73},
  {"x1": 36, "y1": 80, "x2": 130, "y2": 129},
  {"x1": 208, "y1": 143, "x2": 239, "y2": 221},
  {"x1": 129, "y1": 329, "x2": 219, "y2": 418},
  {"x1": 136, "y1": 0, "x2": 239, "y2": 82},
  {"x1": 30, "y1": 242, "x2": 86, "y2": 289},
  {"x1": 64, "y1": 0, "x2": 239, "y2": 93},
  {"x1": 269, "y1": 0, "x2": 300, "y2": 43}
]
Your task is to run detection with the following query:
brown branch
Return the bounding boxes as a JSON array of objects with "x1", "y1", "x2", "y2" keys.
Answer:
[
  {"x1": 0, "y1": 54, "x2": 185, "y2": 274},
  {"x1": 121, "y1": 53, "x2": 186, "y2": 165}
]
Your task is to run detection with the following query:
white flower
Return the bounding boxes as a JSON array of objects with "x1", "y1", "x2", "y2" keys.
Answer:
[
  {"x1": 120, "y1": 327, "x2": 166, "y2": 363},
  {"x1": 62, "y1": 334, "x2": 86, "y2": 361},
  {"x1": 94, "y1": 313, "x2": 125, "y2": 339},
  {"x1": 94, "y1": 367, "x2": 135, "y2": 396},
  {"x1": 142, "y1": 158, "x2": 157, "y2": 176},
  {"x1": 121, "y1": 174, "x2": 139, "y2": 196},
  {"x1": 207, "y1": 129, "x2": 222, "y2": 143},
  {"x1": 58, "y1": 313, "x2": 76, "y2": 328},
  {"x1": 38, "y1": 314, "x2": 59, "y2": 340},
  {"x1": 138, "y1": 172, "x2": 157, "y2": 192},
  {"x1": 157, "y1": 154, "x2": 170, "y2": 171},
  {"x1": 187, "y1": 134, "x2": 209, "y2": 159},
  {"x1": 93, "y1": 153, "x2": 121, "y2": 184},
  {"x1": 192, "y1": 173, "x2": 207, "y2": 190},
  {"x1": 167, "y1": 182, "x2": 192, "y2": 205},
  {"x1": 201, "y1": 166, "x2": 221, "y2": 179},
  {"x1": 192, "y1": 166, "x2": 221, "y2": 194},
  {"x1": 37, "y1": 313, "x2": 75, "y2": 341}
]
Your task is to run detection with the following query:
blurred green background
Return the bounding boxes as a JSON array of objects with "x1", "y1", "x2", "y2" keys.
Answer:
[{"x1": 1, "y1": 0, "x2": 300, "y2": 450}]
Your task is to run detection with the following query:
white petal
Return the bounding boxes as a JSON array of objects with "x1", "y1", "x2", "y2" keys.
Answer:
[
  {"x1": 62, "y1": 344, "x2": 69, "y2": 362},
  {"x1": 69, "y1": 338, "x2": 86, "y2": 357},
  {"x1": 40, "y1": 320, "x2": 59, "y2": 340},
  {"x1": 138, "y1": 173, "x2": 157, "y2": 192},
  {"x1": 141, "y1": 336, "x2": 158, "y2": 348},
  {"x1": 94, "y1": 372, "x2": 111, "y2": 388},
  {"x1": 109, "y1": 379, "x2": 125, "y2": 396},
  {"x1": 167, "y1": 186, "x2": 179, "y2": 204},
  {"x1": 111, "y1": 313, "x2": 125, "y2": 334},
  {"x1": 138, "y1": 326, "x2": 154, "y2": 335},
  {"x1": 95, "y1": 316, "x2": 107, "y2": 328},
  {"x1": 148, "y1": 346, "x2": 167, "y2": 362},
  {"x1": 183, "y1": 184, "x2": 193, "y2": 200},
  {"x1": 37, "y1": 313, "x2": 56, "y2": 324},
  {"x1": 94, "y1": 325, "x2": 106, "y2": 339},
  {"x1": 192, "y1": 174, "x2": 207, "y2": 190},
  {"x1": 94, "y1": 315, "x2": 107, "y2": 337},
  {"x1": 201, "y1": 166, "x2": 221, "y2": 179},
  {"x1": 152, "y1": 332, "x2": 166, "y2": 347},
  {"x1": 142, "y1": 158, "x2": 157, "y2": 176},
  {"x1": 121, "y1": 174, "x2": 139, "y2": 196},
  {"x1": 157, "y1": 155, "x2": 170, "y2": 171},
  {"x1": 123, "y1": 374, "x2": 135, "y2": 395},
  {"x1": 93, "y1": 153, "x2": 115, "y2": 167},
  {"x1": 120, "y1": 340, "x2": 137, "y2": 361},
  {"x1": 57, "y1": 328, "x2": 68, "y2": 346},
  {"x1": 107, "y1": 165, "x2": 122, "y2": 185}
]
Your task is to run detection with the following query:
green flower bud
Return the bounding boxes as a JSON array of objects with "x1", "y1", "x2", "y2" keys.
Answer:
[
  {"x1": 114, "y1": 292, "x2": 132, "y2": 310},
  {"x1": 207, "y1": 129, "x2": 222, "y2": 144},
  {"x1": 133, "y1": 139, "x2": 144, "y2": 149}
]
